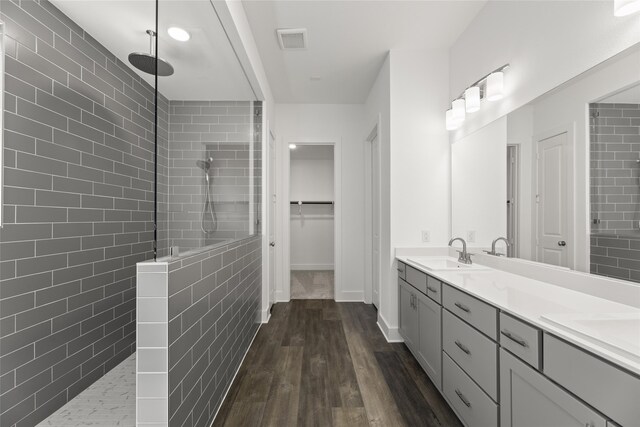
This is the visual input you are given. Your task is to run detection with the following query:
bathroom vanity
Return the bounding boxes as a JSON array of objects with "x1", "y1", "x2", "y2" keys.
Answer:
[{"x1": 396, "y1": 256, "x2": 639, "y2": 427}]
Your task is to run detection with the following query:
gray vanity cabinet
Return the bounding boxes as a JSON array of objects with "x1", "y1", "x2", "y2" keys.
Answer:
[
  {"x1": 500, "y1": 349, "x2": 607, "y2": 427},
  {"x1": 416, "y1": 291, "x2": 442, "y2": 390},
  {"x1": 399, "y1": 278, "x2": 418, "y2": 350}
]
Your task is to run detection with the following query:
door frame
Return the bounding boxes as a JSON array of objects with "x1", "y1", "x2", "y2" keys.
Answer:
[
  {"x1": 268, "y1": 128, "x2": 276, "y2": 312},
  {"x1": 282, "y1": 137, "x2": 342, "y2": 302},
  {"x1": 364, "y1": 116, "x2": 381, "y2": 306},
  {"x1": 531, "y1": 123, "x2": 575, "y2": 268},
  {"x1": 506, "y1": 144, "x2": 520, "y2": 258}
]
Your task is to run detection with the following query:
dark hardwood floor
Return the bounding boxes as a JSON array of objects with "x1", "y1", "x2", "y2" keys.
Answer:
[{"x1": 213, "y1": 300, "x2": 462, "y2": 427}]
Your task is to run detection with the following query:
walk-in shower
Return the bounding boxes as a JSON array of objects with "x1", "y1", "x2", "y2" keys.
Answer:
[{"x1": 197, "y1": 157, "x2": 217, "y2": 234}]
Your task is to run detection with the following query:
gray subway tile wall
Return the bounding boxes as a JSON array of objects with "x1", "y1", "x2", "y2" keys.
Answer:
[
  {"x1": 166, "y1": 236, "x2": 261, "y2": 427},
  {"x1": 589, "y1": 103, "x2": 640, "y2": 283},
  {"x1": 590, "y1": 103, "x2": 640, "y2": 234},
  {"x1": 167, "y1": 101, "x2": 261, "y2": 253},
  {"x1": 0, "y1": 1, "x2": 169, "y2": 426}
]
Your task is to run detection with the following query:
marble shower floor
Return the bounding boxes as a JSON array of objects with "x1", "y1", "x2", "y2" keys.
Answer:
[
  {"x1": 291, "y1": 270, "x2": 334, "y2": 299},
  {"x1": 37, "y1": 354, "x2": 136, "y2": 427}
]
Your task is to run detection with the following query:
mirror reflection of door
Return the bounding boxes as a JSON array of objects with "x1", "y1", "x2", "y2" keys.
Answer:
[{"x1": 536, "y1": 132, "x2": 569, "y2": 267}]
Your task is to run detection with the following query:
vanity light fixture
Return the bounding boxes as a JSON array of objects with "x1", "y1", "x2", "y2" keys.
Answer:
[
  {"x1": 289, "y1": 144, "x2": 297, "y2": 149},
  {"x1": 614, "y1": 0, "x2": 640, "y2": 16},
  {"x1": 168, "y1": 27, "x2": 190, "y2": 42},
  {"x1": 465, "y1": 86, "x2": 481, "y2": 113},
  {"x1": 445, "y1": 63, "x2": 509, "y2": 131}
]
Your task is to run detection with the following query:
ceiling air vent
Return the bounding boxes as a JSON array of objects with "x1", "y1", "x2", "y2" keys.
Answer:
[{"x1": 276, "y1": 28, "x2": 307, "y2": 50}]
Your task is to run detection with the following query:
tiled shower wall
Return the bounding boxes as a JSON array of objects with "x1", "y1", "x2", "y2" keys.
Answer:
[
  {"x1": 590, "y1": 234, "x2": 640, "y2": 283},
  {"x1": 0, "y1": 1, "x2": 169, "y2": 426},
  {"x1": 167, "y1": 101, "x2": 261, "y2": 253},
  {"x1": 136, "y1": 236, "x2": 262, "y2": 426},
  {"x1": 590, "y1": 102, "x2": 640, "y2": 234}
]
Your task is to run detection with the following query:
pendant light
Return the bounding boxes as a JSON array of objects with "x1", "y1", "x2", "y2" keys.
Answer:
[
  {"x1": 486, "y1": 71, "x2": 504, "y2": 101},
  {"x1": 614, "y1": 0, "x2": 640, "y2": 16},
  {"x1": 452, "y1": 99, "x2": 466, "y2": 123},
  {"x1": 465, "y1": 87, "x2": 481, "y2": 113}
]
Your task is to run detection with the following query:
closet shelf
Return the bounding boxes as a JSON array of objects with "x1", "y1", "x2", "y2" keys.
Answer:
[{"x1": 289, "y1": 201, "x2": 334, "y2": 205}]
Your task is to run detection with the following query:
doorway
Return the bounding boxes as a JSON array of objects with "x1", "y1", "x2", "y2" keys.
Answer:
[
  {"x1": 289, "y1": 144, "x2": 335, "y2": 299},
  {"x1": 365, "y1": 125, "x2": 381, "y2": 309}
]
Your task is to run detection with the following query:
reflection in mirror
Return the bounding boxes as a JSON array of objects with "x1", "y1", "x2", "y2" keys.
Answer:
[
  {"x1": 590, "y1": 84, "x2": 640, "y2": 282},
  {"x1": 451, "y1": 45, "x2": 640, "y2": 282}
]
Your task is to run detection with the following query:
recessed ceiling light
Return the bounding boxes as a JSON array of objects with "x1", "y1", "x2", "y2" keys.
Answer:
[
  {"x1": 168, "y1": 27, "x2": 190, "y2": 42},
  {"x1": 289, "y1": 144, "x2": 297, "y2": 150}
]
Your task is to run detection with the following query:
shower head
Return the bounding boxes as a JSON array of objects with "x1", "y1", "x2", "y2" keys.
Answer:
[
  {"x1": 196, "y1": 157, "x2": 214, "y2": 171},
  {"x1": 128, "y1": 30, "x2": 174, "y2": 77}
]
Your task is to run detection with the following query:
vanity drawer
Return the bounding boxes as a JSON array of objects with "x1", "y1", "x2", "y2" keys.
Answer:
[
  {"x1": 443, "y1": 353, "x2": 498, "y2": 427},
  {"x1": 405, "y1": 265, "x2": 427, "y2": 294},
  {"x1": 443, "y1": 310, "x2": 498, "y2": 400},
  {"x1": 443, "y1": 285, "x2": 497, "y2": 340},
  {"x1": 397, "y1": 261, "x2": 406, "y2": 280},
  {"x1": 499, "y1": 312, "x2": 541, "y2": 369},
  {"x1": 544, "y1": 334, "x2": 640, "y2": 427},
  {"x1": 426, "y1": 275, "x2": 442, "y2": 304}
]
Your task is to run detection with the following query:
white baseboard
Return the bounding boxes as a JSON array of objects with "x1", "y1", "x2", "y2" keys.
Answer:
[
  {"x1": 290, "y1": 264, "x2": 334, "y2": 271},
  {"x1": 334, "y1": 290, "x2": 364, "y2": 302},
  {"x1": 260, "y1": 307, "x2": 271, "y2": 323},
  {"x1": 377, "y1": 312, "x2": 403, "y2": 342}
]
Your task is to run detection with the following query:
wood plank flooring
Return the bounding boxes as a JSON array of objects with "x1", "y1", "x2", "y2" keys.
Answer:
[{"x1": 213, "y1": 300, "x2": 462, "y2": 427}]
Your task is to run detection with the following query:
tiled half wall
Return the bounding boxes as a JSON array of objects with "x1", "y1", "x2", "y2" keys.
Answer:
[{"x1": 136, "y1": 235, "x2": 262, "y2": 426}]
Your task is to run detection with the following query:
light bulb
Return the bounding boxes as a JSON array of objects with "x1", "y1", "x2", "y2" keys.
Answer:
[{"x1": 446, "y1": 110, "x2": 459, "y2": 131}]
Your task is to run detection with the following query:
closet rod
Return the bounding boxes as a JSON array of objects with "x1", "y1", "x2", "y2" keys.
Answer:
[{"x1": 290, "y1": 201, "x2": 334, "y2": 205}]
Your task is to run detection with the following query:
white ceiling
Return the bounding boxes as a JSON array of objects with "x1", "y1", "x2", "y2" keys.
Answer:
[
  {"x1": 601, "y1": 84, "x2": 640, "y2": 104},
  {"x1": 52, "y1": 0, "x2": 255, "y2": 101},
  {"x1": 242, "y1": 0, "x2": 487, "y2": 104}
]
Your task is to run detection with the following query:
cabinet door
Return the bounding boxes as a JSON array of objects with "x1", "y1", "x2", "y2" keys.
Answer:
[
  {"x1": 500, "y1": 349, "x2": 607, "y2": 427},
  {"x1": 399, "y1": 279, "x2": 417, "y2": 350},
  {"x1": 416, "y1": 292, "x2": 442, "y2": 390}
]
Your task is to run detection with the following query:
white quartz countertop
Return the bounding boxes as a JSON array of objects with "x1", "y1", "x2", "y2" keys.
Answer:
[{"x1": 397, "y1": 255, "x2": 640, "y2": 376}]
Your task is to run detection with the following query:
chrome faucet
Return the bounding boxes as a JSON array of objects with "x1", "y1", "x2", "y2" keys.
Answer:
[
  {"x1": 484, "y1": 237, "x2": 510, "y2": 256},
  {"x1": 449, "y1": 237, "x2": 472, "y2": 264}
]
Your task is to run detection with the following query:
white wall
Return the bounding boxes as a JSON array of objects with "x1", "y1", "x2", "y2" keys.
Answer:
[
  {"x1": 365, "y1": 50, "x2": 451, "y2": 340},
  {"x1": 275, "y1": 104, "x2": 366, "y2": 301},
  {"x1": 450, "y1": 1, "x2": 640, "y2": 141},
  {"x1": 452, "y1": 117, "x2": 507, "y2": 249},
  {"x1": 290, "y1": 156, "x2": 335, "y2": 270}
]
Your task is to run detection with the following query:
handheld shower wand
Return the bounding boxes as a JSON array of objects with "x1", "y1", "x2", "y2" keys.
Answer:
[{"x1": 196, "y1": 157, "x2": 217, "y2": 234}]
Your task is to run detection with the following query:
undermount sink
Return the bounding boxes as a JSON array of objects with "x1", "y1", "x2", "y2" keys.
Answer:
[{"x1": 407, "y1": 257, "x2": 490, "y2": 272}]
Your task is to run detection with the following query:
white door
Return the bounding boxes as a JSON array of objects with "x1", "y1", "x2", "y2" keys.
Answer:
[
  {"x1": 536, "y1": 132, "x2": 568, "y2": 267},
  {"x1": 371, "y1": 134, "x2": 380, "y2": 308},
  {"x1": 268, "y1": 131, "x2": 276, "y2": 309}
]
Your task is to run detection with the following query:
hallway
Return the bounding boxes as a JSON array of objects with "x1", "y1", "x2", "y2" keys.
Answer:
[{"x1": 213, "y1": 300, "x2": 461, "y2": 426}]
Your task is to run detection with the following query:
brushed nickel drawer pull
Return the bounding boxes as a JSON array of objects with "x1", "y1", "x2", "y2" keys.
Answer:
[
  {"x1": 427, "y1": 286, "x2": 438, "y2": 293},
  {"x1": 455, "y1": 389, "x2": 471, "y2": 408},
  {"x1": 501, "y1": 330, "x2": 528, "y2": 348},
  {"x1": 455, "y1": 340, "x2": 471, "y2": 355},
  {"x1": 454, "y1": 302, "x2": 470, "y2": 313}
]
